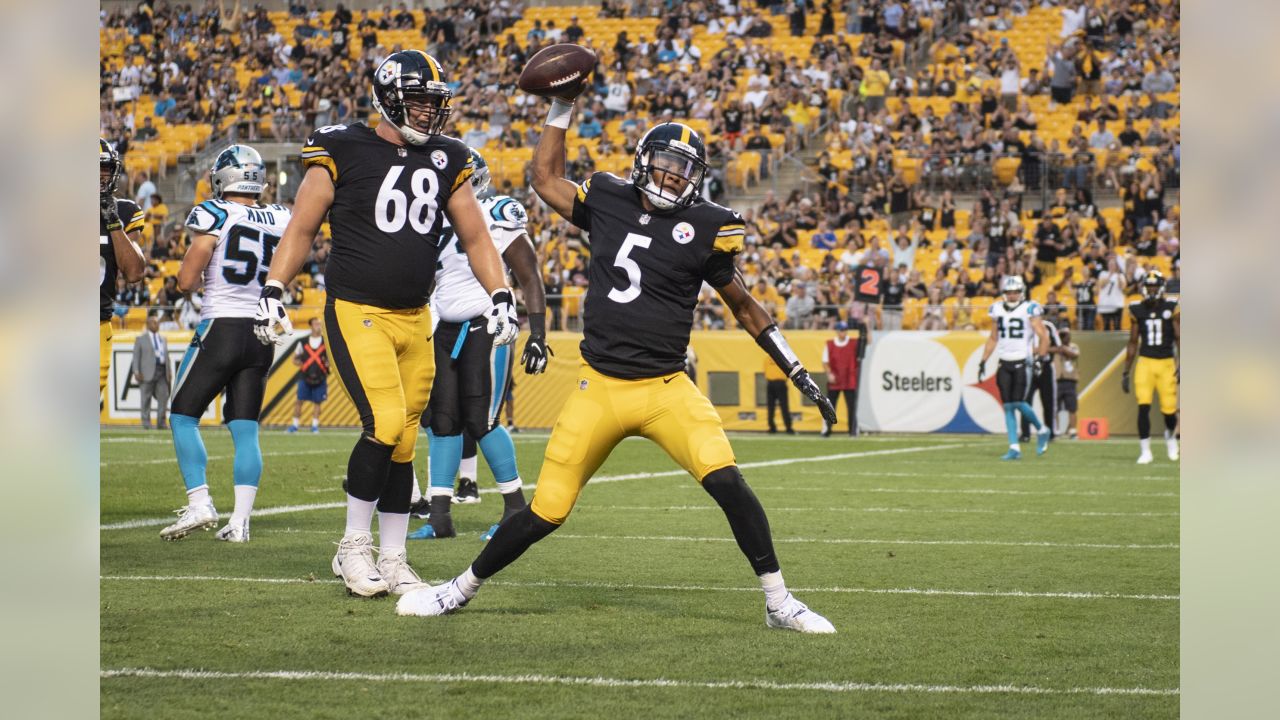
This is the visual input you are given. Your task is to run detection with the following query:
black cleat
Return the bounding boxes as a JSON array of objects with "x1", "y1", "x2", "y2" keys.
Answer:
[{"x1": 453, "y1": 477, "x2": 481, "y2": 504}]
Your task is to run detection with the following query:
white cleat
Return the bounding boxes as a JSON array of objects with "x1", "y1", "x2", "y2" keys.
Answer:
[
  {"x1": 397, "y1": 581, "x2": 468, "y2": 617},
  {"x1": 214, "y1": 518, "x2": 250, "y2": 543},
  {"x1": 1136, "y1": 450, "x2": 1154, "y2": 465},
  {"x1": 331, "y1": 531, "x2": 390, "y2": 598},
  {"x1": 159, "y1": 502, "x2": 219, "y2": 541},
  {"x1": 377, "y1": 548, "x2": 427, "y2": 596},
  {"x1": 1167, "y1": 439, "x2": 1179, "y2": 461},
  {"x1": 765, "y1": 593, "x2": 836, "y2": 634}
]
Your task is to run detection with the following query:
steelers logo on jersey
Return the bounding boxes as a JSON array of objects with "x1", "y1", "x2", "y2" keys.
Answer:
[
  {"x1": 431, "y1": 149, "x2": 449, "y2": 170},
  {"x1": 673, "y1": 221, "x2": 696, "y2": 244}
]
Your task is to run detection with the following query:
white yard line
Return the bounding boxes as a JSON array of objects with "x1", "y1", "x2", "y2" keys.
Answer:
[
  {"x1": 731, "y1": 486, "x2": 1178, "y2": 498},
  {"x1": 101, "y1": 448, "x2": 344, "y2": 467},
  {"x1": 98, "y1": 666, "x2": 1178, "y2": 697},
  {"x1": 550, "y1": 534, "x2": 1176, "y2": 550},
  {"x1": 99, "y1": 574, "x2": 1180, "y2": 602},
  {"x1": 102, "y1": 443, "x2": 963, "y2": 530},
  {"x1": 585, "y1": 505, "x2": 1178, "y2": 518},
  {"x1": 805, "y1": 469, "x2": 1177, "y2": 482}
]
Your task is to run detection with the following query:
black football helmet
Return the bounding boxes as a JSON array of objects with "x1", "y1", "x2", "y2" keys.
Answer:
[
  {"x1": 370, "y1": 50, "x2": 453, "y2": 145},
  {"x1": 630, "y1": 122, "x2": 708, "y2": 211},
  {"x1": 1141, "y1": 270, "x2": 1165, "y2": 305},
  {"x1": 100, "y1": 138, "x2": 121, "y2": 197}
]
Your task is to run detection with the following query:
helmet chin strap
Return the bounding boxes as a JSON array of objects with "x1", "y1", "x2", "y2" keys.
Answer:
[{"x1": 644, "y1": 180, "x2": 679, "y2": 210}]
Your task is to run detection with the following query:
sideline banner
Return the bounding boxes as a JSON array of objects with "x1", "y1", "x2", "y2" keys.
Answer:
[{"x1": 103, "y1": 329, "x2": 1139, "y2": 434}]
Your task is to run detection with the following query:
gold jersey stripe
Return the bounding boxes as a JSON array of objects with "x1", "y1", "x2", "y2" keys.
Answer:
[
  {"x1": 451, "y1": 165, "x2": 474, "y2": 191},
  {"x1": 303, "y1": 155, "x2": 338, "y2": 183},
  {"x1": 713, "y1": 232, "x2": 745, "y2": 254},
  {"x1": 576, "y1": 177, "x2": 592, "y2": 203}
]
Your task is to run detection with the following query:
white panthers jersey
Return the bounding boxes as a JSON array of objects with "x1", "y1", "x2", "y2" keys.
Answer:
[
  {"x1": 989, "y1": 300, "x2": 1042, "y2": 361},
  {"x1": 430, "y1": 195, "x2": 529, "y2": 323},
  {"x1": 185, "y1": 199, "x2": 292, "y2": 320}
]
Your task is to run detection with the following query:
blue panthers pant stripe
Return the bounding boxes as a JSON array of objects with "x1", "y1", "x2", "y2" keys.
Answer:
[
  {"x1": 171, "y1": 319, "x2": 212, "y2": 401},
  {"x1": 487, "y1": 341, "x2": 511, "y2": 427}
]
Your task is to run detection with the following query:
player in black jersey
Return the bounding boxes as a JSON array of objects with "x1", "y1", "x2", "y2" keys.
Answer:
[
  {"x1": 1122, "y1": 271, "x2": 1179, "y2": 464},
  {"x1": 99, "y1": 138, "x2": 146, "y2": 401},
  {"x1": 257, "y1": 51, "x2": 517, "y2": 599},
  {"x1": 399, "y1": 93, "x2": 840, "y2": 634}
]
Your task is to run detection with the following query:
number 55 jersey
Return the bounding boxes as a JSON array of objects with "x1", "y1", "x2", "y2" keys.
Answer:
[
  {"x1": 185, "y1": 199, "x2": 293, "y2": 319},
  {"x1": 570, "y1": 172, "x2": 745, "y2": 379},
  {"x1": 301, "y1": 122, "x2": 473, "y2": 310}
]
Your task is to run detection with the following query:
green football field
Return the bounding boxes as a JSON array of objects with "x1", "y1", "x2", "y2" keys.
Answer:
[{"x1": 100, "y1": 428, "x2": 1179, "y2": 719}]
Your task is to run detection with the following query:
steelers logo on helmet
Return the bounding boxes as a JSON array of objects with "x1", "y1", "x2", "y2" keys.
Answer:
[
  {"x1": 210, "y1": 144, "x2": 266, "y2": 199},
  {"x1": 370, "y1": 50, "x2": 453, "y2": 145},
  {"x1": 1001, "y1": 274, "x2": 1026, "y2": 307},
  {"x1": 630, "y1": 122, "x2": 708, "y2": 212},
  {"x1": 1141, "y1": 270, "x2": 1165, "y2": 305},
  {"x1": 100, "y1": 138, "x2": 122, "y2": 197},
  {"x1": 466, "y1": 146, "x2": 491, "y2": 197}
]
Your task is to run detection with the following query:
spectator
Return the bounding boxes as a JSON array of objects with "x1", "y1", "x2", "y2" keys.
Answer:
[
  {"x1": 784, "y1": 284, "x2": 816, "y2": 329},
  {"x1": 1053, "y1": 325, "x2": 1082, "y2": 438},
  {"x1": 1096, "y1": 257, "x2": 1127, "y2": 330},
  {"x1": 565, "y1": 15, "x2": 584, "y2": 44},
  {"x1": 1088, "y1": 119, "x2": 1115, "y2": 149},
  {"x1": 135, "y1": 116, "x2": 158, "y2": 141},
  {"x1": 882, "y1": 263, "x2": 908, "y2": 331},
  {"x1": 130, "y1": 311, "x2": 171, "y2": 430},
  {"x1": 811, "y1": 220, "x2": 837, "y2": 250},
  {"x1": 134, "y1": 171, "x2": 157, "y2": 210},
  {"x1": 860, "y1": 58, "x2": 890, "y2": 113},
  {"x1": 1047, "y1": 43, "x2": 1077, "y2": 108},
  {"x1": 577, "y1": 110, "x2": 603, "y2": 139},
  {"x1": 762, "y1": 355, "x2": 793, "y2": 434}
]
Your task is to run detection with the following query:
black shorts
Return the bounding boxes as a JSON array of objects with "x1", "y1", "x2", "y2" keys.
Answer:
[
  {"x1": 427, "y1": 318, "x2": 514, "y2": 438},
  {"x1": 996, "y1": 359, "x2": 1033, "y2": 405},
  {"x1": 1057, "y1": 379, "x2": 1078, "y2": 413},
  {"x1": 171, "y1": 317, "x2": 274, "y2": 421}
]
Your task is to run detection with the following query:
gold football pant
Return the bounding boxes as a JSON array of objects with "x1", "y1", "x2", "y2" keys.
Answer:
[
  {"x1": 1134, "y1": 356, "x2": 1178, "y2": 414},
  {"x1": 323, "y1": 298, "x2": 435, "y2": 462},
  {"x1": 530, "y1": 362, "x2": 737, "y2": 525},
  {"x1": 100, "y1": 320, "x2": 112, "y2": 400}
]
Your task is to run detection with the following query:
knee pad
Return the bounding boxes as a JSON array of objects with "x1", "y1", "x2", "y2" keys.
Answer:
[
  {"x1": 701, "y1": 465, "x2": 746, "y2": 495},
  {"x1": 377, "y1": 461, "x2": 414, "y2": 513},
  {"x1": 346, "y1": 434, "x2": 394, "y2": 502},
  {"x1": 429, "y1": 409, "x2": 462, "y2": 437}
]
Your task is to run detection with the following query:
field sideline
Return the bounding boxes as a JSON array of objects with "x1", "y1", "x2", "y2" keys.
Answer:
[{"x1": 101, "y1": 429, "x2": 1179, "y2": 719}]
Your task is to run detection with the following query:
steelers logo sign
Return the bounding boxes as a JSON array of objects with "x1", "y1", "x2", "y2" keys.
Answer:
[
  {"x1": 672, "y1": 221, "x2": 695, "y2": 244},
  {"x1": 431, "y1": 150, "x2": 449, "y2": 170}
]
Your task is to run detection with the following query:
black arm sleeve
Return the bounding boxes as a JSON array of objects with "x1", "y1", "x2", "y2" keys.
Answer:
[
  {"x1": 702, "y1": 251, "x2": 737, "y2": 288},
  {"x1": 754, "y1": 323, "x2": 803, "y2": 378}
]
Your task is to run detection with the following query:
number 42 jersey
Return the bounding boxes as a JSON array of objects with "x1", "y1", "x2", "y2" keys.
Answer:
[
  {"x1": 988, "y1": 299, "x2": 1043, "y2": 362},
  {"x1": 185, "y1": 199, "x2": 292, "y2": 320}
]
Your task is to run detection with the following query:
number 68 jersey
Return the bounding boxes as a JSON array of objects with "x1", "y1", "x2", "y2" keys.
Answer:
[
  {"x1": 988, "y1": 299, "x2": 1043, "y2": 362},
  {"x1": 185, "y1": 199, "x2": 292, "y2": 320}
]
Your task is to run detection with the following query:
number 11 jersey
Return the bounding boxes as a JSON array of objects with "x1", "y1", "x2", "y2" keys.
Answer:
[
  {"x1": 185, "y1": 199, "x2": 293, "y2": 320},
  {"x1": 570, "y1": 172, "x2": 745, "y2": 379}
]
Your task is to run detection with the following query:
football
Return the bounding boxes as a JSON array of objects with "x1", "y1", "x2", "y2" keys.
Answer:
[{"x1": 517, "y1": 43, "x2": 596, "y2": 99}]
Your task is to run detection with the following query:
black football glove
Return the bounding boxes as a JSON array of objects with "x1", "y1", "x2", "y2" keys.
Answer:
[
  {"x1": 101, "y1": 195, "x2": 122, "y2": 232},
  {"x1": 1121, "y1": 371, "x2": 1131, "y2": 394},
  {"x1": 977, "y1": 359, "x2": 987, "y2": 382},
  {"x1": 792, "y1": 369, "x2": 838, "y2": 427},
  {"x1": 520, "y1": 333, "x2": 553, "y2": 374}
]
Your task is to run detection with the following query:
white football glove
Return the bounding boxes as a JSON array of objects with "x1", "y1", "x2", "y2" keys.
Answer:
[
  {"x1": 486, "y1": 288, "x2": 519, "y2": 346},
  {"x1": 254, "y1": 282, "x2": 293, "y2": 346}
]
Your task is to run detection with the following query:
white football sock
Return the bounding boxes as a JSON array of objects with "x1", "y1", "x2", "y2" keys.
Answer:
[
  {"x1": 497, "y1": 477, "x2": 523, "y2": 494},
  {"x1": 459, "y1": 454, "x2": 478, "y2": 481},
  {"x1": 428, "y1": 486, "x2": 454, "y2": 499},
  {"x1": 187, "y1": 485, "x2": 211, "y2": 507},
  {"x1": 1009, "y1": 443, "x2": 1020, "y2": 451},
  {"x1": 410, "y1": 470, "x2": 423, "y2": 504},
  {"x1": 230, "y1": 485, "x2": 258, "y2": 524},
  {"x1": 454, "y1": 565, "x2": 485, "y2": 602},
  {"x1": 345, "y1": 493, "x2": 377, "y2": 536},
  {"x1": 759, "y1": 570, "x2": 788, "y2": 611},
  {"x1": 1139, "y1": 438, "x2": 1152, "y2": 454},
  {"x1": 378, "y1": 512, "x2": 409, "y2": 552}
]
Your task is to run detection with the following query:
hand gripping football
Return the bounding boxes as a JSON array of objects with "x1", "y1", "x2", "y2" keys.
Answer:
[{"x1": 518, "y1": 44, "x2": 596, "y2": 100}]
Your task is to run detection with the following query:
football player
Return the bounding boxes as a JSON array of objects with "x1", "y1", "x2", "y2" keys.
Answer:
[
  {"x1": 99, "y1": 139, "x2": 147, "y2": 400},
  {"x1": 978, "y1": 275, "x2": 1052, "y2": 460},
  {"x1": 256, "y1": 51, "x2": 517, "y2": 598},
  {"x1": 409, "y1": 147, "x2": 549, "y2": 542},
  {"x1": 161, "y1": 145, "x2": 289, "y2": 543},
  {"x1": 1122, "y1": 271, "x2": 1179, "y2": 463},
  {"x1": 398, "y1": 92, "x2": 840, "y2": 634},
  {"x1": 1020, "y1": 319, "x2": 1062, "y2": 443}
]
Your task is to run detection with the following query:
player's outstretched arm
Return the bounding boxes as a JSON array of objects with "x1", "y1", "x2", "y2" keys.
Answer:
[
  {"x1": 176, "y1": 233, "x2": 216, "y2": 293},
  {"x1": 978, "y1": 323, "x2": 998, "y2": 381},
  {"x1": 265, "y1": 166, "x2": 333, "y2": 287},
  {"x1": 530, "y1": 100, "x2": 581, "y2": 222},
  {"x1": 450, "y1": 184, "x2": 519, "y2": 345},
  {"x1": 716, "y1": 274, "x2": 838, "y2": 426}
]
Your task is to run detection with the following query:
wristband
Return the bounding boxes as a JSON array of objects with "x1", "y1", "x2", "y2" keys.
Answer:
[
  {"x1": 491, "y1": 288, "x2": 514, "y2": 306},
  {"x1": 527, "y1": 312, "x2": 546, "y2": 338},
  {"x1": 545, "y1": 99, "x2": 574, "y2": 130},
  {"x1": 754, "y1": 323, "x2": 802, "y2": 377},
  {"x1": 261, "y1": 281, "x2": 284, "y2": 300}
]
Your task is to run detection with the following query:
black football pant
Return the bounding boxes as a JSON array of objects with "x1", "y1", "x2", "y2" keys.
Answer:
[{"x1": 1021, "y1": 364, "x2": 1057, "y2": 440}]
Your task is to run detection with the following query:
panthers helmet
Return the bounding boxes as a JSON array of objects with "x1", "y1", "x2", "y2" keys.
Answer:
[
  {"x1": 467, "y1": 147, "x2": 491, "y2": 198},
  {"x1": 1001, "y1": 274, "x2": 1026, "y2": 304},
  {"x1": 630, "y1": 122, "x2": 708, "y2": 211},
  {"x1": 371, "y1": 50, "x2": 452, "y2": 145},
  {"x1": 1141, "y1": 270, "x2": 1165, "y2": 305},
  {"x1": 210, "y1": 144, "x2": 266, "y2": 199},
  {"x1": 100, "y1": 138, "x2": 121, "y2": 197}
]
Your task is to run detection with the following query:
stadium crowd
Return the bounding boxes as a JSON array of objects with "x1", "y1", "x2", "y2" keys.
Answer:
[{"x1": 100, "y1": 0, "x2": 1178, "y2": 334}]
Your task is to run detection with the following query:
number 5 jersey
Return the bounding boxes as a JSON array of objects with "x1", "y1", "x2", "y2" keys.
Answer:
[{"x1": 185, "y1": 199, "x2": 293, "y2": 319}]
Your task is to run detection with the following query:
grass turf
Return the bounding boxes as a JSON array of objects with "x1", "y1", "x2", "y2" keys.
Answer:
[{"x1": 101, "y1": 429, "x2": 1178, "y2": 719}]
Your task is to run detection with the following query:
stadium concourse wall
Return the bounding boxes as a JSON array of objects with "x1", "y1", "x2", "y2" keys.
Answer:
[{"x1": 101, "y1": 330, "x2": 1137, "y2": 435}]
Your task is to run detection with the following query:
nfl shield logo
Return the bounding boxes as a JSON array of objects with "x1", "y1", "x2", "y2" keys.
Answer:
[
  {"x1": 397, "y1": 147, "x2": 407, "y2": 157},
  {"x1": 579, "y1": 380, "x2": 588, "y2": 390},
  {"x1": 639, "y1": 213, "x2": 650, "y2": 225}
]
